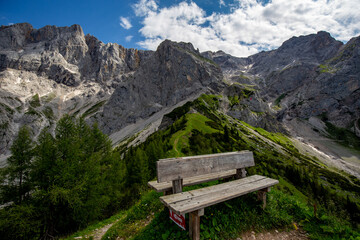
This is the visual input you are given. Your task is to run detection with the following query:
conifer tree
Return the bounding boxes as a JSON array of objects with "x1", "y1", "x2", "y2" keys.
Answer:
[{"x1": 1, "y1": 126, "x2": 34, "y2": 204}]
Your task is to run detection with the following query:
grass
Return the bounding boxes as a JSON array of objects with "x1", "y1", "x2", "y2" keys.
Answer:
[
  {"x1": 325, "y1": 122, "x2": 360, "y2": 151},
  {"x1": 101, "y1": 191, "x2": 163, "y2": 240},
  {"x1": 275, "y1": 93, "x2": 286, "y2": 106},
  {"x1": 241, "y1": 121, "x2": 296, "y2": 151},
  {"x1": 25, "y1": 107, "x2": 41, "y2": 117},
  {"x1": 82, "y1": 100, "x2": 106, "y2": 118},
  {"x1": 41, "y1": 92, "x2": 56, "y2": 103},
  {"x1": 101, "y1": 187, "x2": 360, "y2": 240},
  {"x1": 186, "y1": 50, "x2": 219, "y2": 67},
  {"x1": 318, "y1": 64, "x2": 336, "y2": 74},
  {"x1": 29, "y1": 94, "x2": 41, "y2": 108},
  {"x1": 168, "y1": 113, "x2": 219, "y2": 157},
  {"x1": 63, "y1": 211, "x2": 126, "y2": 240},
  {"x1": 42, "y1": 106, "x2": 54, "y2": 120}
]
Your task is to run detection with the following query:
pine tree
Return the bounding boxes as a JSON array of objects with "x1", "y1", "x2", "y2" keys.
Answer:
[{"x1": 1, "y1": 126, "x2": 34, "y2": 204}]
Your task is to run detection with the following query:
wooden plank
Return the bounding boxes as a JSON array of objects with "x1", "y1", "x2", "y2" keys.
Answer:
[
  {"x1": 161, "y1": 175, "x2": 265, "y2": 204},
  {"x1": 171, "y1": 178, "x2": 278, "y2": 215},
  {"x1": 161, "y1": 176, "x2": 279, "y2": 215},
  {"x1": 148, "y1": 169, "x2": 236, "y2": 192},
  {"x1": 157, "y1": 151, "x2": 254, "y2": 182},
  {"x1": 172, "y1": 178, "x2": 278, "y2": 214}
]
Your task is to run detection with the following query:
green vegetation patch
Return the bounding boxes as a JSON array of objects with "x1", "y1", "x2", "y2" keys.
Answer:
[
  {"x1": 318, "y1": 64, "x2": 336, "y2": 74},
  {"x1": 0, "y1": 121, "x2": 9, "y2": 130},
  {"x1": 25, "y1": 107, "x2": 41, "y2": 117},
  {"x1": 64, "y1": 210, "x2": 126, "y2": 240},
  {"x1": 29, "y1": 94, "x2": 41, "y2": 108},
  {"x1": 228, "y1": 95, "x2": 240, "y2": 107},
  {"x1": 41, "y1": 92, "x2": 56, "y2": 103},
  {"x1": 42, "y1": 106, "x2": 54, "y2": 120},
  {"x1": 186, "y1": 50, "x2": 219, "y2": 67},
  {"x1": 241, "y1": 121, "x2": 296, "y2": 151},
  {"x1": 82, "y1": 100, "x2": 107, "y2": 118},
  {"x1": 164, "y1": 101, "x2": 192, "y2": 121},
  {"x1": 168, "y1": 113, "x2": 219, "y2": 157},
  {"x1": 325, "y1": 122, "x2": 360, "y2": 151},
  {"x1": 275, "y1": 93, "x2": 286, "y2": 106},
  {"x1": 104, "y1": 189, "x2": 359, "y2": 240},
  {"x1": 102, "y1": 191, "x2": 163, "y2": 240}
]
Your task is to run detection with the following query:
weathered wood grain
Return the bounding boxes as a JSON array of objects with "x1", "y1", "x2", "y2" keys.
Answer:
[
  {"x1": 148, "y1": 169, "x2": 236, "y2": 192},
  {"x1": 157, "y1": 151, "x2": 254, "y2": 182},
  {"x1": 160, "y1": 175, "x2": 279, "y2": 215},
  {"x1": 172, "y1": 179, "x2": 183, "y2": 193},
  {"x1": 160, "y1": 175, "x2": 265, "y2": 204},
  {"x1": 189, "y1": 209, "x2": 202, "y2": 240},
  {"x1": 235, "y1": 168, "x2": 247, "y2": 179}
]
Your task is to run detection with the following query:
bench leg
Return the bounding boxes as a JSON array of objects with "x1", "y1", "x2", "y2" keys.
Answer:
[
  {"x1": 257, "y1": 187, "x2": 271, "y2": 209},
  {"x1": 189, "y1": 209, "x2": 204, "y2": 240}
]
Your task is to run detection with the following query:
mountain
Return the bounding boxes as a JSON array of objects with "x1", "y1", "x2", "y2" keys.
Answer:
[
  {"x1": 1, "y1": 23, "x2": 360, "y2": 239},
  {"x1": 0, "y1": 23, "x2": 151, "y2": 158},
  {"x1": 93, "y1": 40, "x2": 224, "y2": 139},
  {"x1": 0, "y1": 23, "x2": 359, "y2": 178}
]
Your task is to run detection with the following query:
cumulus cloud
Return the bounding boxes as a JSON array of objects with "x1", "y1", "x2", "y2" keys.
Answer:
[
  {"x1": 125, "y1": 35, "x2": 133, "y2": 42},
  {"x1": 136, "y1": 0, "x2": 360, "y2": 57},
  {"x1": 119, "y1": 17, "x2": 132, "y2": 29},
  {"x1": 132, "y1": 0, "x2": 158, "y2": 17}
]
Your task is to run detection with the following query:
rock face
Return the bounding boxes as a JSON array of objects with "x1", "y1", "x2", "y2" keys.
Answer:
[
  {"x1": 203, "y1": 31, "x2": 359, "y2": 130},
  {"x1": 95, "y1": 40, "x2": 224, "y2": 135},
  {"x1": 0, "y1": 23, "x2": 152, "y2": 155},
  {"x1": 0, "y1": 23, "x2": 151, "y2": 87},
  {"x1": 1, "y1": 23, "x2": 359, "y2": 156}
]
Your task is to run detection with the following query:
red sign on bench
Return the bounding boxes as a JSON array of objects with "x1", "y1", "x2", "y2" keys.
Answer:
[{"x1": 169, "y1": 209, "x2": 186, "y2": 230}]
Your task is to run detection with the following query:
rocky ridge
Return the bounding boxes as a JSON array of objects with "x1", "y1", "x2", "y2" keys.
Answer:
[{"x1": 0, "y1": 23, "x2": 152, "y2": 155}]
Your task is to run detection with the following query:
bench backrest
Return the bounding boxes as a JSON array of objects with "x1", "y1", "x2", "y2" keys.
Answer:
[{"x1": 157, "y1": 151, "x2": 254, "y2": 182}]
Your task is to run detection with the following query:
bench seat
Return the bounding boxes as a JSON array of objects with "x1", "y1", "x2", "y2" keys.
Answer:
[
  {"x1": 160, "y1": 175, "x2": 279, "y2": 215},
  {"x1": 148, "y1": 169, "x2": 236, "y2": 192}
]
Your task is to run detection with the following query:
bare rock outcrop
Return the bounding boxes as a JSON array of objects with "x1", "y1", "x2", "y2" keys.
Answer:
[{"x1": 95, "y1": 40, "x2": 224, "y2": 135}]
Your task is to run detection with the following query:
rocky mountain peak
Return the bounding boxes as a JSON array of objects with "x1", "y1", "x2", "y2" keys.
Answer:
[
  {"x1": 248, "y1": 31, "x2": 343, "y2": 75},
  {"x1": 277, "y1": 30, "x2": 343, "y2": 62},
  {"x1": 95, "y1": 39, "x2": 224, "y2": 137},
  {"x1": 0, "y1": 23, "x2": 85, "y2": 50}
]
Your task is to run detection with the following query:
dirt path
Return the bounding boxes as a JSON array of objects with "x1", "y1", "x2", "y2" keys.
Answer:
[
  {"x1": 92, "y1": 223, "x2": 115, "y2": 240},
  {"x1": 174, "y1": 137, "x2": 180, "y2": 156}
]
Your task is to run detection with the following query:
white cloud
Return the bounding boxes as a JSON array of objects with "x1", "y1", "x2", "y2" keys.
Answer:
[
  {"x1": 136, "y1": 0, "x2": 360, "y2": 57},
  {"x1": 119, "y1": 17, "x2": 132, "y2": 30},
  {"x1": 125, "y1": 35, "x2": 134, "y2": 42},
  {"x1": 132, "y1": 0, "x2": 158, "y2": 17},
  {"x1": 219, "y1": 0, "x2": 226, "y2": 8}
]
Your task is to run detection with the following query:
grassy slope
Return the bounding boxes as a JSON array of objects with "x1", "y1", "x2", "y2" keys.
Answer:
[
  {"x1": 169, "y1": 113, "x2": 218, "y2": 157},
  {"x1": 67, "y1": 94, "x2": 360, "y2": 240}
]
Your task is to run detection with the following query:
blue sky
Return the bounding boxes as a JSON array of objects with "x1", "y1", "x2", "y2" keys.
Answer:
[{"x1": 1, "y1": 0, "x2": 359, "y2": 57}]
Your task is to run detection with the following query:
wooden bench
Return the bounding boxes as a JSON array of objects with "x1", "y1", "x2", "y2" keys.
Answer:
[{"x1": 148, "y1": 151, "x2": 279, "y2": 240}]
